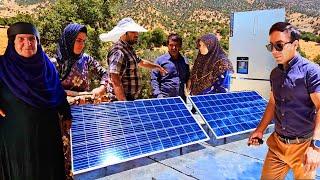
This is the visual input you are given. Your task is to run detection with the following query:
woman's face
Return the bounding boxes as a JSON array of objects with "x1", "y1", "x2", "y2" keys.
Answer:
[
  {"x1": 14, "y1": 34, "x2": 37, "y2": 58},
  {"x1": 73, "y1": 32, "x2": 87, "y2": 55},
  {"x1": 198, "y1": 40, "x2": 208, "y2": 55}
]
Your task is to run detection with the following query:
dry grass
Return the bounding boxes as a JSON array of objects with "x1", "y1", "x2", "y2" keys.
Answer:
[
  {"x1": 299, "y1": 40, "x2": 320, "y2": 61},
  {"x1": 0, "y1": 2, "x2": 43, "y2": 18},
  {"x1": 0, "y1": 28, "x2": 8, "y2": 55},
  {"x1": 289, "y1": 13, "x2": 320, "y2": 35}
]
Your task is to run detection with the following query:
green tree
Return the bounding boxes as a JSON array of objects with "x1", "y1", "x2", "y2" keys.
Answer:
[
  {"x1": 150, "y1": 28, "x2": 166, "y2": 47},
  {"x1": 35, "y1": 0, "x2": 118, "y2": 59},
  {"x1": 219, "y1": 27, "x2": 229, "y2": 37},
  {"x1": 301, "y1": 31, "x2": 319, "y2": 42},
  {"x1": 138, "y1": 31, "x2": 152, "y2": 49},
  {"x1": 316, "y1": 36, "x2": 320, "y2": 43}
]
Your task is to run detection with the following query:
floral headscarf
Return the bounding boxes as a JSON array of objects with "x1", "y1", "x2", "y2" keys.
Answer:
[{"x1": 190, "y1": 34, "x2": 233, "y2": 95}]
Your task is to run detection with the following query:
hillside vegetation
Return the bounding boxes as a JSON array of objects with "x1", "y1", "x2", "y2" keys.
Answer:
[
  {"x1": 0, "y1": 0, "x2": 319, "y2": 98},
  {"x1": 112, "y1": 0, "x2": 320, "y2": 60},
  {"x1": 0, "y1": 0, "x2": 319, "y2": 59}
]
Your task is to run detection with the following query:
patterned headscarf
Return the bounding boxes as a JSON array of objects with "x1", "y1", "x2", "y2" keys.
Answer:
[
  {"x1": 0, "y1": 22, "x2": 66, "y2": 108},
  {"x1": 56, "y1": 23, "x2": 87, "y2": 80},
  {"x1": 190, "y1": 34, "x2": 233, "y2": 95}
]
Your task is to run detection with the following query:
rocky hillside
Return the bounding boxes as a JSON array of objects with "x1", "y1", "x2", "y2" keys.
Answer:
[
  {"x1": 0, "y1": 0, "x2": 319, "y2": 59},
  {"x1": 1, "y1": 0, "x2": 319, "y2": 35},
  {"x1": 115, "y1": 0, "x2": 320, "y2": 35},
  {"x1": 0, "y1": 0, "x2": 49, "y2": 18}
]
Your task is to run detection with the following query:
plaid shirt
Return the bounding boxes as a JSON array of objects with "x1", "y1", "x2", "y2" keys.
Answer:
[{"x1": 106, "y1": 40, "x2": 142, "y2": 100}]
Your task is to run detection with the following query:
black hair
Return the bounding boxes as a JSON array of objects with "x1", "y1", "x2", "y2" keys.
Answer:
[
  {"x1": 79, "y1": 26, "x2": 87, "y2": 34},
  {"x1": 269, "y1": 22, "x2": 300, "y2": 42},
  {"x1": 167, "y1": 33, "x2": 182, "y2": 46}
]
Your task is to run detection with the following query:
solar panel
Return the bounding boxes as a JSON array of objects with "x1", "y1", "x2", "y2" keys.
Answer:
[
  {"x1": 189, "y1": 91, "x2": 269, "y2": 139},
  {"x1": 70, "y1": 97, "x2": 209, "y2": 174}
]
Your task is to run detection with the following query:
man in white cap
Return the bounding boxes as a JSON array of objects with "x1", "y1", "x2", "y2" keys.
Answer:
[{"x1": 100, "y1": 17, "x2": 167, "y2": 101}]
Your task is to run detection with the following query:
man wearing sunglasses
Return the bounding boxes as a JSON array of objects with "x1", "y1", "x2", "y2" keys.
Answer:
[{"x1": 248, "y1": 22, "x2": 320, "y2": 179}]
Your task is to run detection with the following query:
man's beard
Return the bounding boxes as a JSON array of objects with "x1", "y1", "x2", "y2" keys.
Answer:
[{"x1": 127, "y1": 39, "x2": 137, "y2": 45}]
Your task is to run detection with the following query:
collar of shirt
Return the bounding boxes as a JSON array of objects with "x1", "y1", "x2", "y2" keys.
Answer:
[
  {"x1": 167, "y1": 53, "x2": 183, "y2": 62},
  {"x1": 162, "y1": 53, "x2": 185, "y2": 64},
  {"x1": 119, "y1": 39, "x2": 134, "y2": 51},
  {"x1": 277, "y1": 54, "x2": 300, "y2": 72}
]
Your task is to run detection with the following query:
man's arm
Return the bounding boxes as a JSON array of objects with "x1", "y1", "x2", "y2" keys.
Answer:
[
  {"x1": 303, "y1": 92, "x2": 320, "y2": 172},
  {"x1": 248, "y1": 91, "x2": 275, "y2": 145},
  {"x1": 185, "y1": 61, "x2": 191, "y2": 96},
  {"x1": 311, "y1": 93, "x2": 320, "y2": 140},
  {"x1": 150, "y1": 63, "x2": 162, "y2": 98},
  {"x1": 185, "y1": 79, "x2": 191, "y2": 96},
  {"x1": 110, "y1": 73, "x2": 126, "y2": 101},
  {"x1": 138, "y1": 59, "x2": 167, "y2": 75}
]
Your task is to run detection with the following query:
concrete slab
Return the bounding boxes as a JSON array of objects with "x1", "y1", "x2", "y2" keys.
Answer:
[{"x1": 76, "y1": 134, "x2": 313, "y2": 180}]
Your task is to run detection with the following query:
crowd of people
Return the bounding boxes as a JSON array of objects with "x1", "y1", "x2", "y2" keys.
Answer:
[{"x1": 0, "y1": 17, "x2": 320, "y2": 180}]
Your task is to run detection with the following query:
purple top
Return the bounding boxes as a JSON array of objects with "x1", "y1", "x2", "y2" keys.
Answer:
[{"x1": 271, "y1": 54, "x2": 320, "y2": 138}]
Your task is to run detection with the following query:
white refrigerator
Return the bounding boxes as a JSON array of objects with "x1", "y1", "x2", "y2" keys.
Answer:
[{"x1": 229, "y1": 8, "x2": 286, "y2": 99}]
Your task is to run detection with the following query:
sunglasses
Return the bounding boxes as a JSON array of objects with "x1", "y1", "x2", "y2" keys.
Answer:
[{"x1": 266, "y1": 41, "x2": 293, "y2": 52}]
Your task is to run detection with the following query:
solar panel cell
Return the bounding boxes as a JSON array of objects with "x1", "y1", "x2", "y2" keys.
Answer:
[
  {"x1": 189, "y1": 91, "x2": 272, "y2": 139},
  {"x1": 70, "y1": 97, "x2": 209, "y2": 174}
]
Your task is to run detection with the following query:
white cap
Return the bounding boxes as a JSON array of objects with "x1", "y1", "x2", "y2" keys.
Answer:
[{"x1": 99, "y1": 17, "x2": 147, "y2": 42}]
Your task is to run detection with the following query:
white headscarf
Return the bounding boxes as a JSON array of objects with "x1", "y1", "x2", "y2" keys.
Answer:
[{"x1": 99, "y1": 17, "x2": 147, "y2": 42}]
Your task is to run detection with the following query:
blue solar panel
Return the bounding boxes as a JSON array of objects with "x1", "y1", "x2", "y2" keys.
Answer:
[
  {"x1": 70, "y1": 97, "x2": 209, "y2": 174},
  {"x1": 189, "y1": 91, "x2": 270, "y2": 139}
]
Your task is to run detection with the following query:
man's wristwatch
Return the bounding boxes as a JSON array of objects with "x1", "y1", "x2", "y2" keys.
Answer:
[{"x1": 312, "y1": 139, "x2": 320, "y2": 149}]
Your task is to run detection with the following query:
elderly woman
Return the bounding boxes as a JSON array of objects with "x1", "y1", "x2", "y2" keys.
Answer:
[
  {"x1": 53, "y1": 23, "x2": 108, "y2": 104},
  {"x1": 190, "y1": 34, "x2": 233, "y2": 95},
  {"x1": 0, "y1": 22, "x2": 71, "y2": 179}
]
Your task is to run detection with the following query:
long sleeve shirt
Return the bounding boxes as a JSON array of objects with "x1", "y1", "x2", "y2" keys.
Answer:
[
  {"x1": 52, "y1": 54, "x2": 108, "y2": 92},
  {"x1": 151, "y1": 53, "x2": 190, "y2": 101}
]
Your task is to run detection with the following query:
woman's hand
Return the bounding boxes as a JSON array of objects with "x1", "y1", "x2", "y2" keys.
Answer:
[
  {"x1": 67, "y1": 96, "x2": 87, "y2": 105},
  {"x1": 0, "y1": 109, "x2": 5, "y2": 117},
  {"x1": 91, "y1": 85, "x2": 106, "y2": 103}
]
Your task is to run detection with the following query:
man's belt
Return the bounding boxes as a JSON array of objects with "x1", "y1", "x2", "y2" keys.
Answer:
[{"x1": 276, "y1": 132, "x2": 313, "y2": 144}]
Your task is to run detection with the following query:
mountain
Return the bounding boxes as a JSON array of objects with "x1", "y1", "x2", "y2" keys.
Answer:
[
  {"x1": 0, "y1": 0, "x2": 319, "y2": 60},
  {"x1": 116, "y1": 0, "x2": 320, "y2": 35},
  {"x1": 0, "y1": 0, "x2": 319, "y2": 35}
]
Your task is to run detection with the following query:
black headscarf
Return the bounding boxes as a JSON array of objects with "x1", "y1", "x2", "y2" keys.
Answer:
[
  {"x1": 56, "y1": 23, "x2": 87, "y2": 80},
  {"x1": 0, "y1": 22, "x2": 66, "y2": 108}
]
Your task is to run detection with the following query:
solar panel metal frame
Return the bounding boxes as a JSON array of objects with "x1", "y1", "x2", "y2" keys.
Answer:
[
  {"x1": 70, "y1": 97, "x2": 209, "y2": 175},
  {"x1": 188, "y1": 91, "x2": 273, "y2": 139}
]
